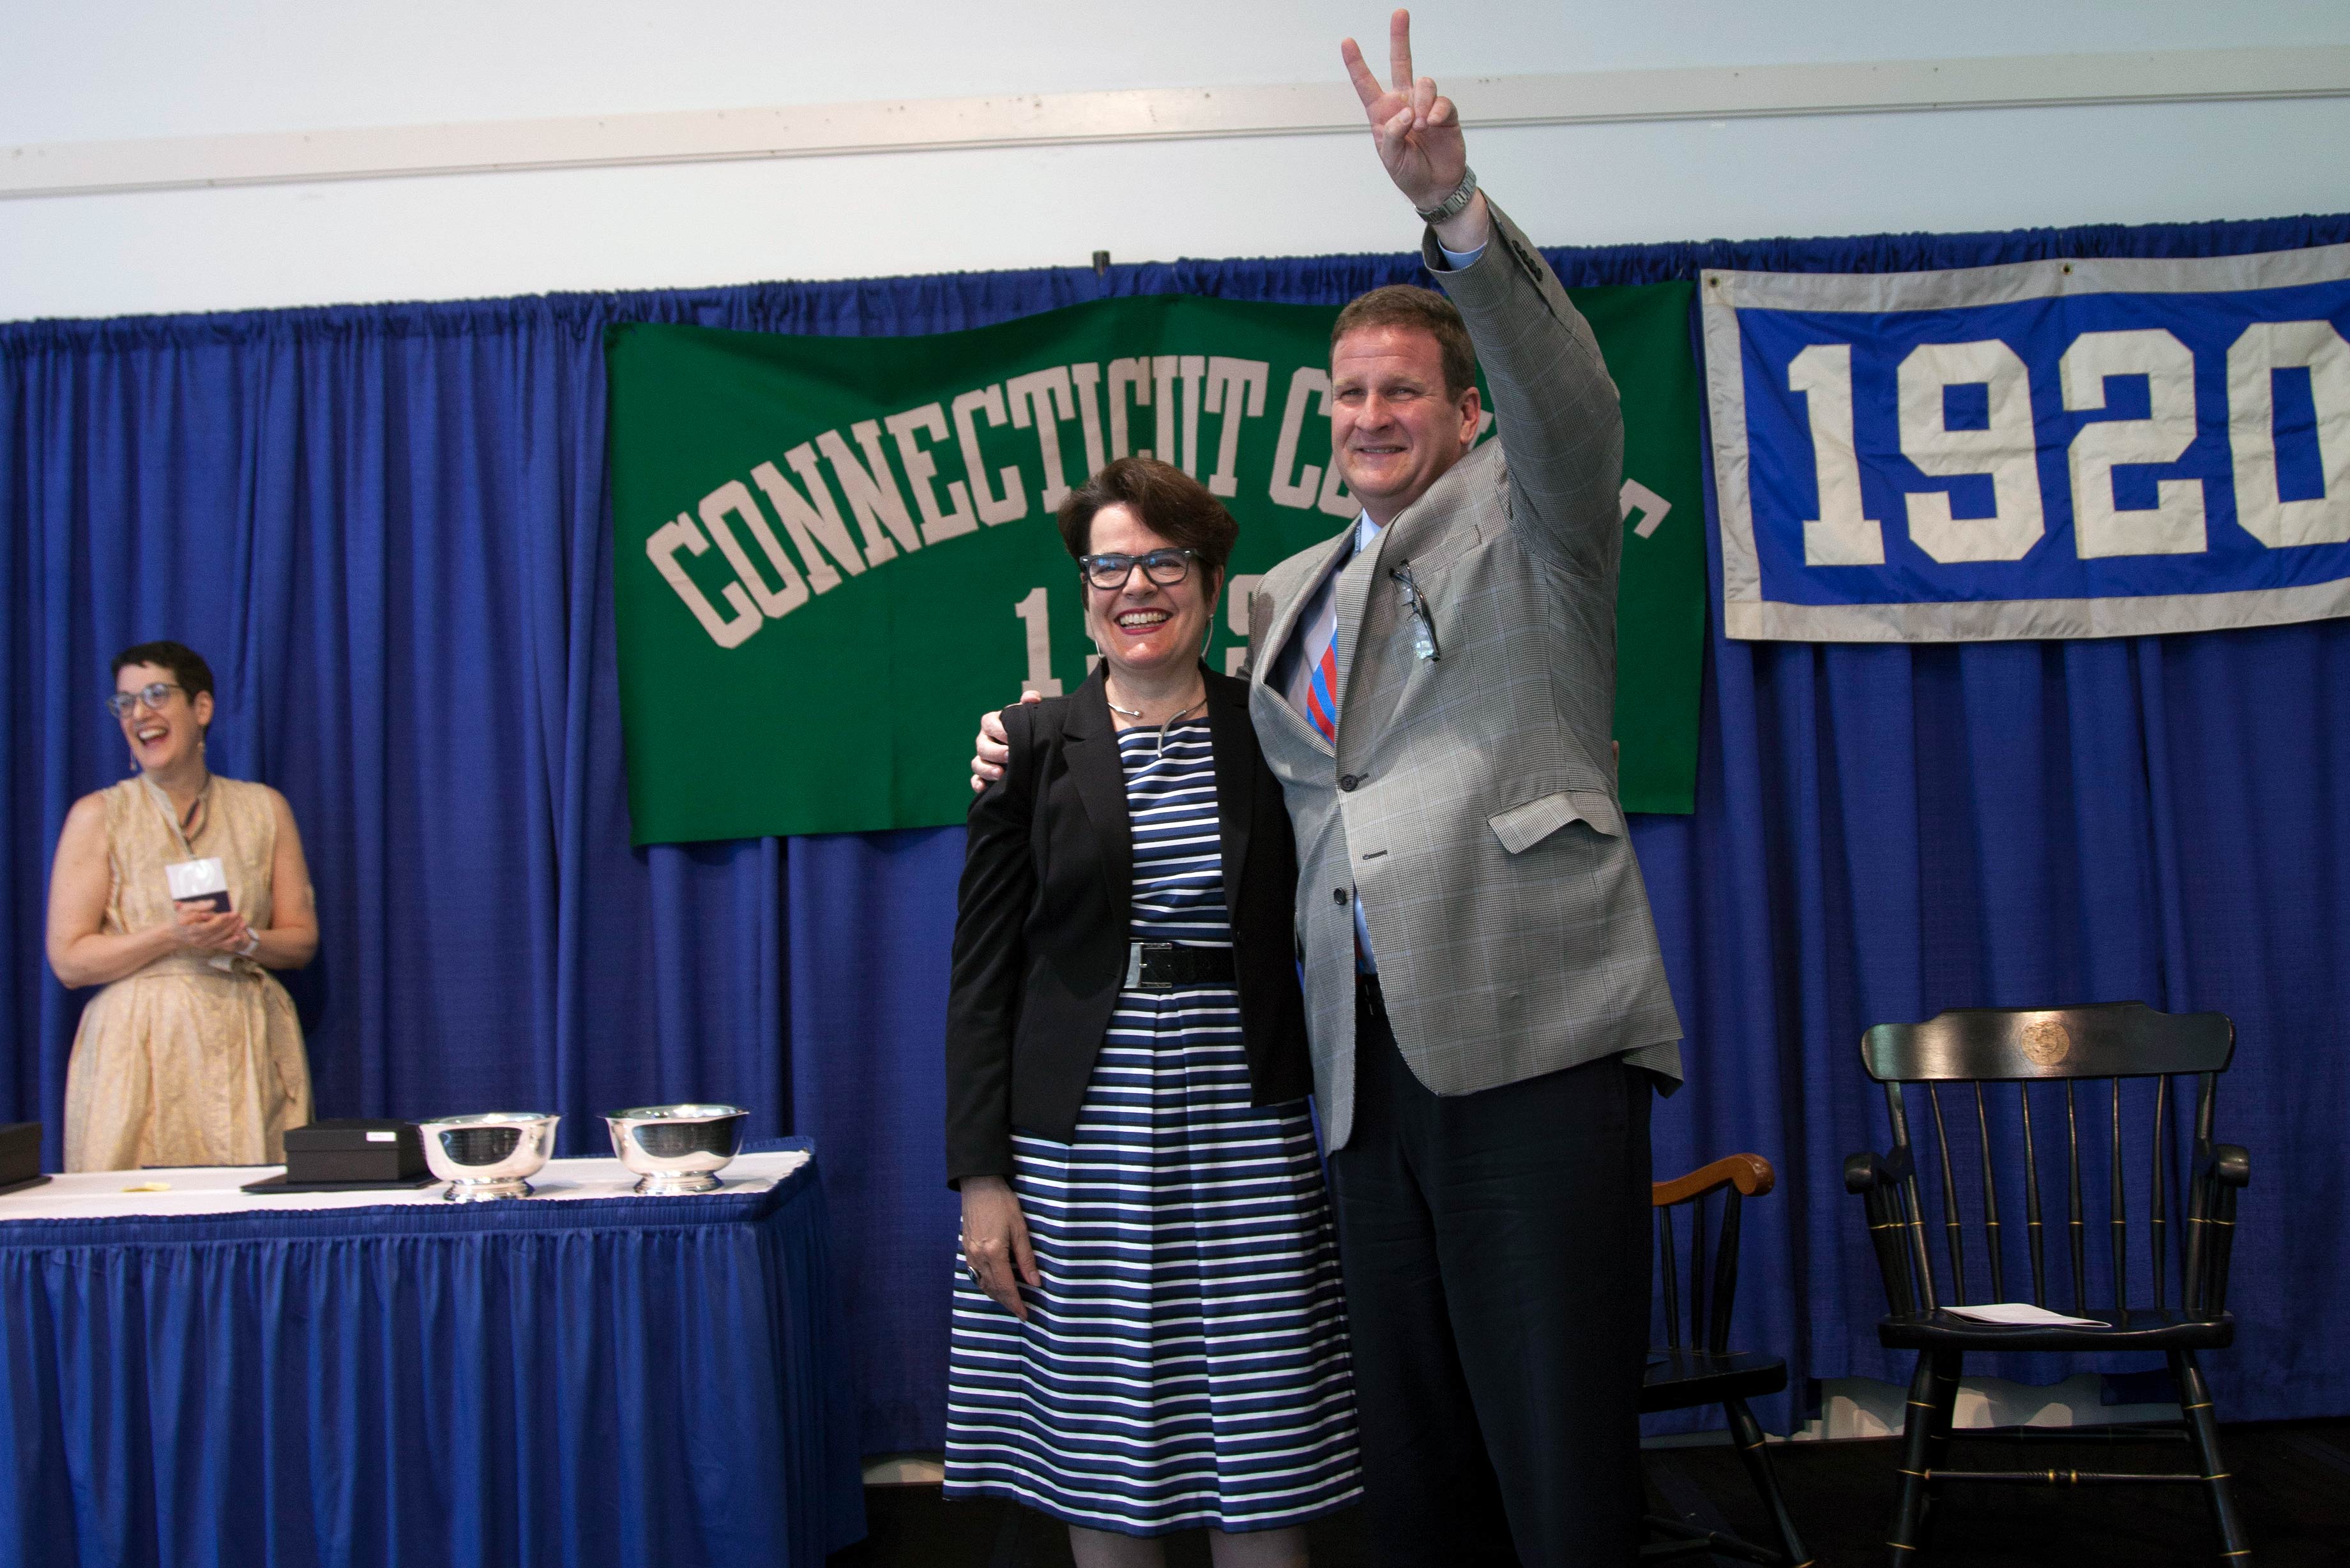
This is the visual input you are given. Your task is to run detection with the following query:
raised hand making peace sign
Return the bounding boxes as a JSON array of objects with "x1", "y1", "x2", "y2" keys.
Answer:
[{"x1": 1340, "y1": 8, "x2": 1489, "y2": 249}]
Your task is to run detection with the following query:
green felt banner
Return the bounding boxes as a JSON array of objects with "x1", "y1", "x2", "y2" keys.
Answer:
[{"x1": 607, "y1": 287, "x2": 1704, "y2": 844}]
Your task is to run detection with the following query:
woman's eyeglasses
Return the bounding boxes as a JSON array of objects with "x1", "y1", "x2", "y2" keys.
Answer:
[
  {"x1": 106, "y1": 682, "x2": 185, "y2": 719},
  {"x1": 1079, "y1": 548, "x2": 1199, "y2": 590}
]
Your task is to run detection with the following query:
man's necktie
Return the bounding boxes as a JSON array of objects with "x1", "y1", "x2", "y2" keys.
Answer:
[{"x1": 1304, "y1": 624, "x2": 1340, "y2": 744}]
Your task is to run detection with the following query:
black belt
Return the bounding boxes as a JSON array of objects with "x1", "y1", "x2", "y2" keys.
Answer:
[{"x1": 1123, "y1": 942, "x2": 1237, "y2": 990}]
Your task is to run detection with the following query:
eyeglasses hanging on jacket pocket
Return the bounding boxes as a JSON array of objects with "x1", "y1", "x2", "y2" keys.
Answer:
[{"x1": 1391, "y1": 565, "x2": 1439, "y2": 663}]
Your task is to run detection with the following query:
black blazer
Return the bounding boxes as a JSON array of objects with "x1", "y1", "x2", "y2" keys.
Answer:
[{"x1": 943, "y1": 664, "x2": 1312, "y2": 1186}]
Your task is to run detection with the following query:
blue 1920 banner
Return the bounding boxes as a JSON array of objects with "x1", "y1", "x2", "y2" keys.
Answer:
[{"x1": 1703, "y1": 245, "x2": 2350, "y2": 640}]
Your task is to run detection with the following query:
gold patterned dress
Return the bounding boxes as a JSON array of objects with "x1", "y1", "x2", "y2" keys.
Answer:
[{"x1": 62, "y1": 775, "x2": 313, "y2": 1171}]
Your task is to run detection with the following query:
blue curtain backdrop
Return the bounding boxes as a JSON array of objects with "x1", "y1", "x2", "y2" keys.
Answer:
[{"x1": 4, "y1": 211, "x2": 2347, "y2": 1455}]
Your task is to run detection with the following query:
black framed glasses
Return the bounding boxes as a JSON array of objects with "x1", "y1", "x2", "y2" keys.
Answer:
[
  {"x1": 106, "y1": 682, "x2": 185, "y2": 719},
  {"x1": 1079, "y1": 548, "x2": 1199, "y2": 591}
]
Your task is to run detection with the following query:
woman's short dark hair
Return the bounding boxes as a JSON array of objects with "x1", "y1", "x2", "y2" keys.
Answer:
[
  {"x1": 110, "y1": 640, "x2": 215, "y2": 705},
  {"x1": 1056, "y1": 456, "x2": 1240, "y2": 575}
]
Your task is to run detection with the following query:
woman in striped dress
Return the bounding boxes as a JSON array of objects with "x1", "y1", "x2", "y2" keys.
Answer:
[{"x1": 944, "y1": 458, "x2": 1358, "y2": 1565}]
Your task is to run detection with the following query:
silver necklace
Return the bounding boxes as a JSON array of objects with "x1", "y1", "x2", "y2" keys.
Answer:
[
  {"x1": 1105, "y1": 693, "x2": 1203, "y2": 722},
  {"x1": 1106, "y1": 685, "x2": 1206, "y2": 753}
]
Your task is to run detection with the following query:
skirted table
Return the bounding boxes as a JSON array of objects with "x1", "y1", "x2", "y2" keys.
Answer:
[{"x1": 0, "y1": 1140, "x2": 865, "y2": 1567}]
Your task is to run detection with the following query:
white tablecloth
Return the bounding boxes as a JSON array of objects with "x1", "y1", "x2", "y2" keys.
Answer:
[{"x1": 0, "y1": 1149, "x2": 809, "y2": 1223}]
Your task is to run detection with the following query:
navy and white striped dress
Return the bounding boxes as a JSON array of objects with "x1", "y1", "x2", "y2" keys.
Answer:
[{"x1": 944, "y1": 714, "x2": 1361, "y2": 1535}]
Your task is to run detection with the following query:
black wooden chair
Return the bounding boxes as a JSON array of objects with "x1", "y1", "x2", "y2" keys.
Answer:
[
  {"x1": 1642, "y1": 1153, "x2": 1812, "y2": 1567},
  {"x1": 1842, "y1": 1003, "x2": 2252, "y2": 1565}
]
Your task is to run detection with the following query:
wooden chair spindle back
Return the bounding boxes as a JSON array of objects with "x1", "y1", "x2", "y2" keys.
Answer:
[
  {"x1": 1856, "y1": 1003, "x2": 2235, "y2": 1318},
  {"x1": 1651, "y1": 1154, "x2": 1773, "y2": 1355}
]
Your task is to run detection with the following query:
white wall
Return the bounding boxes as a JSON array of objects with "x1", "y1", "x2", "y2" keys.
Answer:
[{"x1": 4, "y1": 1, "x2": 2349, "y2": 321}]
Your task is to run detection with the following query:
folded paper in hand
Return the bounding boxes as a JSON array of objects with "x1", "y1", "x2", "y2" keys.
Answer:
[
  {"x1": 164, "y1": 856, "x2": 231, "y2": 913},
  {"x1": 1941, "y1": 1302, "x2": 2106, "y2": 1328},
  {"x1": 164, "y1": 857, "x2": 238, "y2": 971}
]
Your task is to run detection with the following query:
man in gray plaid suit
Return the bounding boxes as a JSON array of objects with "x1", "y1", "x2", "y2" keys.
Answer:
[{"x1": 978, "y1": 15, "x2": 1684, "y2": 1562}]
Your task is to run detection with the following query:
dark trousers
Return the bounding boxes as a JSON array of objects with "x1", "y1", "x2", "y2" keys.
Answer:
[{"x1": 1330, "y1": 978, "x2": 1653, "y2": 1568}]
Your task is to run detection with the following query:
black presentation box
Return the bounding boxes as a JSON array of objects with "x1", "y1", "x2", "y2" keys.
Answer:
[
  {"x1": 0, "y1": 1122, "x2": 40, "y2": 1187},
  {"x1": 283, "y1": 1119, "x2": 425, "y2": 1184}
]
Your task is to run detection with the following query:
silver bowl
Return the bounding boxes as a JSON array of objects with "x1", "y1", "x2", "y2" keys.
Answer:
[
  {"x1": 418, "y1": 1113, "x2": 560, "y2": 1201},
  {"x1": 605, "y1": 1104, "x2": 748, "y2": 1195}
]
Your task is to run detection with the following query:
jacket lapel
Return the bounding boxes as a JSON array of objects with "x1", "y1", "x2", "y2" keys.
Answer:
[
  {"x1": 1259, "y1": 528, "x2": 1357, "y2": 675},
  {"x1": 1331, "y1": 537, "x2": 1383, "y2": 737},
  {"x1": 1255, "y1": 524, "x2": 1359, "y2": 757},
  {"x1": 1335, "y1": 453, "x2": 1485, "y2": 734},
  {"x1": 1062, "y1": 665, "x2": 1132, "y2": 933},
  {"x1": 1205, "y1": 670, "x2": 1255, "y2": 898}
]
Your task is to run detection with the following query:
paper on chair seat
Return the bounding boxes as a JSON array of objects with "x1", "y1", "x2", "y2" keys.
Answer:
[{"x1": 1941, "y1": 1302, "x2": 2105, "y2": 1328}]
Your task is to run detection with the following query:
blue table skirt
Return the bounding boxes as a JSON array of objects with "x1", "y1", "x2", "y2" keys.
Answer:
[{"x1": 0, "y1": 1138, "x2": 865, "y2": 1567}]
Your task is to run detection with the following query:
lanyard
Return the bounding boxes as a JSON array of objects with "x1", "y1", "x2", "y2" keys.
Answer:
[{"x1": 139, "y1": 773, "x2": 211, "y2": 861}]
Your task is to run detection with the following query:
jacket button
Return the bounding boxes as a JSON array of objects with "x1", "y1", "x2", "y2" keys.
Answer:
[
  {"x1": 1332, "y1": 888, "x2": 1349, "y2": 905},
  {"x1": 1339, "y1": 774, "x2": 1360, "y2": 791}
]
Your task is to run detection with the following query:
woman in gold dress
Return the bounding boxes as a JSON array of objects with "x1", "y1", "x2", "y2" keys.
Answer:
[{"x1": 45, "y1": 642, "x2": 319, "y2": 1171}]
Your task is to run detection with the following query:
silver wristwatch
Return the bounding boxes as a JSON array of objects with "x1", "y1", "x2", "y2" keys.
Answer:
[{"x1": 1415, "y1": 166, "x2": 1479, "y2": 225}]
